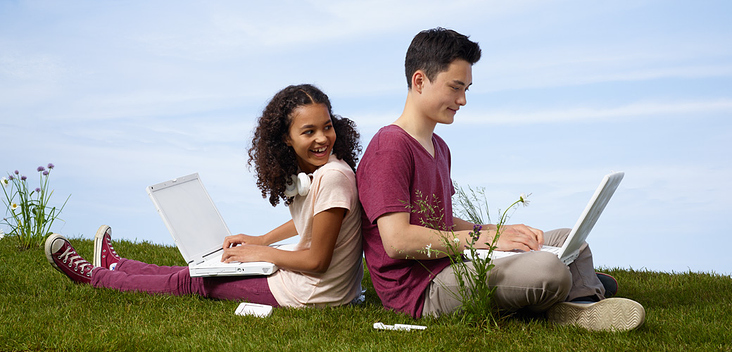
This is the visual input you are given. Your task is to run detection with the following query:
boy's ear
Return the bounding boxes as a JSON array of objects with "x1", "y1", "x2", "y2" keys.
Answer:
[{"x1": 412, "y1": 70, "x2": 426, "y2": 94}]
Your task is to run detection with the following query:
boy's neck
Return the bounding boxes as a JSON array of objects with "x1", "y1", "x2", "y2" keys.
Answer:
[{"x1": 393, "y1": 94, "x2": 437, "y2": 155}]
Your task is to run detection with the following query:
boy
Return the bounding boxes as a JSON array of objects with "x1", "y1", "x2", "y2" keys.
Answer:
[{"x1": 356, "y1": 27, "x2": 645, "y2": 331}]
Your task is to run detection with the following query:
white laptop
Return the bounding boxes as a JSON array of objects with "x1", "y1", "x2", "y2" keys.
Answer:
[
  {"x1": 147, "y1": 173, "x2": 278, "y2": 277},
  {"x1": 467, "y1": 172, "x2": 624, "y2": 265}
]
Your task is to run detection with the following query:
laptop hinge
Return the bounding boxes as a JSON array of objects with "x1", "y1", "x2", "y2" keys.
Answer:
[{"x1": 200, "y1": 247, "x2": 223, "y2": 262}]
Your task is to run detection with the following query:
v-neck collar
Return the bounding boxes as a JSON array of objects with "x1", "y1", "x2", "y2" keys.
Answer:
[{"x1": 389, "y1": 124, "x2": 438, "y2": 159}]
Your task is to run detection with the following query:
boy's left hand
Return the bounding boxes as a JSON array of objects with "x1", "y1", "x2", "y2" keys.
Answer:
[{"x1": 493, "y1": 224, "x2": 544, "y2": 252}]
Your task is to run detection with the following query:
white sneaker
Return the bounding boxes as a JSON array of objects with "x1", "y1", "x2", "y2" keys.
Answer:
[{"x1": 547, "y1": 297, "x2": 646, "y2": 332}]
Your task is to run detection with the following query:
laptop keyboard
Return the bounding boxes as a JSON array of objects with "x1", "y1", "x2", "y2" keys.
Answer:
[{"x1": 541, "y1": 245, "x2": 562, "y2": 255}]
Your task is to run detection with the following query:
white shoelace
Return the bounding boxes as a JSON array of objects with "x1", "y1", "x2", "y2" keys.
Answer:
[
  {"x1": 105, "y1": 238, "x2": 118, "y2": 257},
  {"x1": 58, "y1": 247, "x2": 93, "y2": 275}
]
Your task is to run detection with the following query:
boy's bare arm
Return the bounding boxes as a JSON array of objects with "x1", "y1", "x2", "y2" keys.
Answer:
[
  {"x1": 452, "y1": 216, "x2": 477, "y2": 231},
  {"x1": 376, "y1": 212, "x2": 544, "y2": 260}
]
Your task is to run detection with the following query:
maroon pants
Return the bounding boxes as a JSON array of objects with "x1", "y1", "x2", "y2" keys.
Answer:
[{"x1": 91, "y1": 258, "x2": 279, "y2": 306}]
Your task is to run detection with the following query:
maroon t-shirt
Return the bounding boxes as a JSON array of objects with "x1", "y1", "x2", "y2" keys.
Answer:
[{"x1": 357, "y1": 125, "x2": 454, "y2": 318}]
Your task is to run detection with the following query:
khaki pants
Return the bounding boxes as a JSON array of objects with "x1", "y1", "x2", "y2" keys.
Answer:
[{"x1": 422, "y1": 228, "x2": 605, "y2": 317}]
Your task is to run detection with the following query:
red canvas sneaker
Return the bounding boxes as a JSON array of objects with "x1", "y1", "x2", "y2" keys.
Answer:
[
  {"x1": 93, "y1": 225, "x2": 121, "y2": 270},
  {"x1": 44, "y1": 234, "x2": 93, "y2": 284}
]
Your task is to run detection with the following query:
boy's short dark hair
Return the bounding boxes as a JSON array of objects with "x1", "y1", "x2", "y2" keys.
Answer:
[{"x1": 405, "y1": 27, "x2": 481, "y2": 88}]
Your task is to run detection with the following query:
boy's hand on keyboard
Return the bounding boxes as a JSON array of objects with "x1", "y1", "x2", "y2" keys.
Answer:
[{"x1": 494, "y1": 224, "x2": 544, "y2": 252}]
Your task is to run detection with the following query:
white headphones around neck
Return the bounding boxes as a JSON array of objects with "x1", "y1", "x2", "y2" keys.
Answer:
[{"x1": 284, "y1": 172, "x2": 312, "y2": 198}]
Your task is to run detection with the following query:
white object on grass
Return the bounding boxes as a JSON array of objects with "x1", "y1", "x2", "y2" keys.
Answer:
[
  {"x1": 373, "y1": 322, "x2": 427, "y2": 331},
  {"x1": 235, "y1": 303, "x2": 273, "y2": 317}
]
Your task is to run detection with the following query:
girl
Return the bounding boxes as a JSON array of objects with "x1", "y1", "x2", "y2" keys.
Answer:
[{"x1": 45, "y1": 84, "x2": 364, "y2": 308}]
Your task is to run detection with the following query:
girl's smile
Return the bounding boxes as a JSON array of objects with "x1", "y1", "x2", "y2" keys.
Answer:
[{"x1": 286, "y1": 103, "x2": 336, "y2": 174}]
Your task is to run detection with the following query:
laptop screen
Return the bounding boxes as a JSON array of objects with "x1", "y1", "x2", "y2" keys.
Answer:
[
  {"x1": 561, "y1": 172, "x2": 624, "y2": 257},
  {"x1": 147, "y1": 174, "x2": 230, "y2": 263}
]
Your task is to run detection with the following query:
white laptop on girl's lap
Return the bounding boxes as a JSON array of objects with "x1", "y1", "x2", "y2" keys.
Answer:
[
  {"x1": 467, "y1": 172, "x2": 624, "y2": 265},
  {"x1": 147, "y1": 173, "x2": 278, "y2": 277}
]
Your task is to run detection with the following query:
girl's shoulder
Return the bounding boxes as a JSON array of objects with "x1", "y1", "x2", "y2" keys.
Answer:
[
  {"x1": 316, "y1": 156, "x2": 354, "y2": 177},
  {"x1": 312, "y1": 157, "x2": 357, "y2": 197}
]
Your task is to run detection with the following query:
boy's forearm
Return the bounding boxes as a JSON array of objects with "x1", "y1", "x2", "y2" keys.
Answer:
[
  {"x1": 452, "y1": 216, "x2": 476, "y2": 231},
  {"x1": 377, "y1": 212, "x2": 496, "y2": 259}
]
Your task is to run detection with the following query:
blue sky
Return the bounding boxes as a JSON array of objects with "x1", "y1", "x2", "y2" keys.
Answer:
[{"x1": 1, "y1": 0, "x2": 730, "y2": 275}]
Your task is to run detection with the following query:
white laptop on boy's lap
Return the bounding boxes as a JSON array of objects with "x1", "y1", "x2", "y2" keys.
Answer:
[
  {"x1": 467, "y1": 172, "x2": 624, "y2": 265},
  {"x1": 147, "y1": 173, "x2": 278, "y2": 277}
]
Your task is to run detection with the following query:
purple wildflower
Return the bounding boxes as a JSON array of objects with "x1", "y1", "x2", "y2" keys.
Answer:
[
  {"x1": 43, "y1": 171, "x2": 49, "y2": 176},
  {"x1": 8, "y1": 175, "x2": 13, "y2": 181},
  {"x1": 14, "y1": 170, "x2": 19, "y2": 175},
  {"x1": 37, "y1": 166, "x2": 45, "y2": 172},
  {"x1": 35, "y1": 188, "x2": 41, "y2": 193},
  {"x1": 21, "y1": 176, "x2": 27, "y2": 181},
  {"x1": 470, "y1": 224, "x2": 482, "y2": 242},
  {"x1": 47, "y1": 163, "x2": 55, "y2": 169}
]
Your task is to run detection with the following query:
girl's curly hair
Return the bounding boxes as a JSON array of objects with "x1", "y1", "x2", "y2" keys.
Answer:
[{"x1": 248, "y1": 84, "x2": 362, "y2": 207}]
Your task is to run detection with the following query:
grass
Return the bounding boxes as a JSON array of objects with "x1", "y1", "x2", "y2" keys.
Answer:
[{"x1": 1, "y1": 236, "x2": 731, "y2": 351}]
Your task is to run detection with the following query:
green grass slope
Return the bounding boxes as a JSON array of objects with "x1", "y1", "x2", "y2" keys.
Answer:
[{"x1": 1, "y1": 237, "x2": 730, "y2": 351}]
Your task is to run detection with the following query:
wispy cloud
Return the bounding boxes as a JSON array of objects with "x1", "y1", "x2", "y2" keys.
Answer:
[
  {"x1": 459, "y1": 98, "x2": 732, "y2": 125},
  {"x1": 1, "y1": 0, "x2": 730, "y2": 274}
]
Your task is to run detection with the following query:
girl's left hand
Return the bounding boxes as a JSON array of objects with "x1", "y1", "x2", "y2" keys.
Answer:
[
  {"x1": 223, "y1": 234, "x2": 265, "y2": 249},
  {"x1": 221, "y1": 244, "x2": 266, "y2": 263}
]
